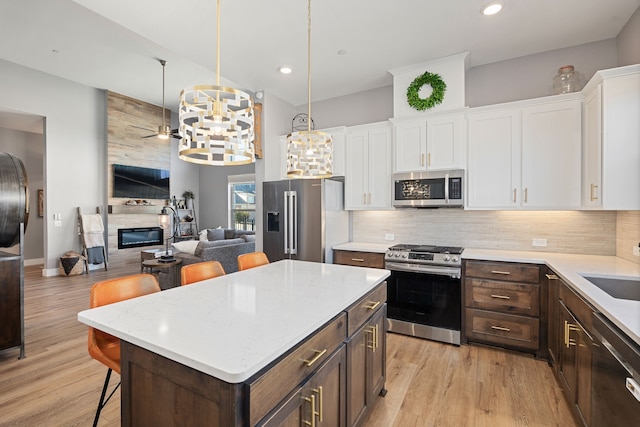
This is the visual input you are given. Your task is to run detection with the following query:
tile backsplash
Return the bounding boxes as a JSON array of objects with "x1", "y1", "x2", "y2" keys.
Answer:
[
  {"x1": 617, "y1": 210, "x2": 640, "y2": 264},
  {"x1": 352, "y1": 210, "x2": 617, "y2": 256}
]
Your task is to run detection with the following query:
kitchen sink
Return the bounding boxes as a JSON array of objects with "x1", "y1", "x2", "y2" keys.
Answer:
[{"x1": 581, "y1": 275, "x2": 640, "y2": 301}]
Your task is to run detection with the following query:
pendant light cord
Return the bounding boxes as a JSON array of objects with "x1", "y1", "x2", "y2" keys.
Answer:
[{"x1": 160, "y1": 59, "x2": 166, "y2": 132}]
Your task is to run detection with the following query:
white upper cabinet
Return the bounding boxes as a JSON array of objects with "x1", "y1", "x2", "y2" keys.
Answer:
[
  {"x1": 345, "y1": 122, "x2": 393, "y2": 210},
  {"x1": 582, "y1": 65, "x2": 640, "y2": 210},
  {"x1": 521, "y1": 99, "x2": 582, "y2": 209},
  {"x1": 467, "y1": 96, "x2": 582, "y2": 209},
  {"x1": 393, "y1": 111, "x2": 466, "y2": 173}
]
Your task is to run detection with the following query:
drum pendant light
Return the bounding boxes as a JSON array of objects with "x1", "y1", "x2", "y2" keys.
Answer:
[
  {"x1": 178, "y1": 0, "x2": 255, "y2": 166},
  {"x1": 286, "y1": 0, "x2": 332, "y2": 178}
]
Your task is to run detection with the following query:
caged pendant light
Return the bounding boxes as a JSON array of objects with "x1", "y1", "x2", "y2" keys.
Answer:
[
  {"x1": 286, "y1": 0, "x2": 332, "y2": 178},
  {"x1": 178, "y1": 0, "x2": 255, "y2": 166}
]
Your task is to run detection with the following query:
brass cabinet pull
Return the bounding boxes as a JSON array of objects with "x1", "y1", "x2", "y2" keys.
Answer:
[
  {"x1": 367, "y1": 326, "x2": 376, "y2": 351},
  {"x1": 363, "y1": 193, "x2": 367, "y2": 205},
  {"x1": 590, "y1": 183, "x2": 599, "y2": 201},
  {"x1": 491, "y1": 325, "x2": 511, "y2": 332},
  {"x1": 513, "y1": 188, "x2": 517, "y2": 203},
  {"x1": 545, "y1": 274, "x2": 558, "y2": 280},
  {"x1": 564, "y1": 320, "x2": 569, "y2": 347},
  {"x1": 368, "y1": 193, "x2": 372, "y2": 205},
  {"x1": 491, "y1": 270, "x2": 511, "y2": 275},
  {"x1": 421, "y1": 153, "x2": 425, "y2": 167},
  {"x1": 364, "y1": 300, "x2": 381, "y2": 310},
  {"x1": 524, "y1": 187, "x2": 528, "y2": 203},
  {"x1": 302, "y1": 395, "x2": 316, "y2": 427},
  {"x1": 351, "y1": 258, "x2": 365, "y2": 262},
  {"x1": 312, "y1": 387, "x2": 323, "y2": 422},
  {"x1": 490, "y1": 294, "x2": 511, "y2": 300},
  {"x1": 428, "y1": 152, "x2": 431, "y2": 166},
  {"x1": 375, "y1": 324, "x2": 379, "y2": 350},
  {"x1": 302, "y1": 349, "x2": 327, "y2": 367}
]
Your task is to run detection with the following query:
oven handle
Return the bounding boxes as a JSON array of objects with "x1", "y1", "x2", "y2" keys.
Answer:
[{"x1": 385, "y1": 261, "x2": 461, "y2": 279}]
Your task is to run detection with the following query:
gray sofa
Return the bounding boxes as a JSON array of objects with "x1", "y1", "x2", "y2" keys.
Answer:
[{"x1": 175, "y1": 229, "x2": 255, "y2": 274}]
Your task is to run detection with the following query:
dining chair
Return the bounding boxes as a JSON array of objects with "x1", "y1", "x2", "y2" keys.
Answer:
[
  {"x1": 88, "y1": 273, "x2": 161, "y2": 427},
  {"x1": 180, "y1": 260, "x2": 226, "y2": 285},
  {"x1": 237, "y1": 251, "x2": 270, "y2": 271}
]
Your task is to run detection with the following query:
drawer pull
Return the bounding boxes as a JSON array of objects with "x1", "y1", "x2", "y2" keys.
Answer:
[
  {"x1": 545, "y1": 274, "x2": 558, "y2": 280},
  {"x1": 491, "y1": 325, "x2": 511, "y2": 332},
  {"x1": 302, "y1": 348, "x2": 327, "y2": 367},
  {"x1": 351, "y1": 258, "x2": 365, "y2": 262},
  {"x1": 490, "y1": 294, "x2": 511, "y2": 300},
  {"x1": 364, "y1": 300, "x2": 381, "y2": 310},
  {"x1": 491, "y1": 270, "x2": 511, "y2": 275}
]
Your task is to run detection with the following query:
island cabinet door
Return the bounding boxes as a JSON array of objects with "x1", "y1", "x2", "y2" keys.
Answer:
[
  {"x1": 346, "y1": 306, "x2": 386, "y2": 427},
  {"x1": 260, "y1": 346, "x2": 347, "y2": 427}
]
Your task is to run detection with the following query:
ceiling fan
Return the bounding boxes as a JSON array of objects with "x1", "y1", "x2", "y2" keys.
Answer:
[{"x1": 132, "y1": 59, "x2": 179, "y2": 139}]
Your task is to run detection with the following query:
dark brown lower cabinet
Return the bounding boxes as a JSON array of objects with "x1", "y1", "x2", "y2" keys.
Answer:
[
  {"x1": 261, "y1": 346, "x2": 347, "y2": 427},
  {"x1": 0, "y1": 253, "x2": 21, "y2": 351},
  {"x1": 347, "y1": 307, "x2": 386, "y2": 427},
  {"x1": 552, "y1": 276, "x2": 594, "y2": 427}
]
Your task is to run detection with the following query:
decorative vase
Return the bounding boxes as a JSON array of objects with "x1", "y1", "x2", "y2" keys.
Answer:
[
  {"x1": 186, "y1": 198, "x2": 193, "y2": 209},
  {"x1": 553, "y1": 65, "x2": 580, "y2": 94}
]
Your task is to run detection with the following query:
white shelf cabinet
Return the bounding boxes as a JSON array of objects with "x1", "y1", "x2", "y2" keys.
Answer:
[
  {"x1": 345, "y1": 122, "x2": 393, "y2": 210},
  {"x1": 467, "y1": 96, "x2": 582, "y2": 209},
  {"x1": 393, "y1": 112, "x2": 465, "y2": 173},
  {"x1": 582, "y1": 65, "x2": 640, "y2": 210}
]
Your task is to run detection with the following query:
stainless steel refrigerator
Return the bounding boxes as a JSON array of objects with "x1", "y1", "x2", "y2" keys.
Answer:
[{"x1": 263, "y1": 179, "x2": 349, "y2": 263}]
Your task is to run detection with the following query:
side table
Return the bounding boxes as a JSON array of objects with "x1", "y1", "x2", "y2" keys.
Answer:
[{"x1": 141, "y1": 259, "x2": 182, "y2": 290}]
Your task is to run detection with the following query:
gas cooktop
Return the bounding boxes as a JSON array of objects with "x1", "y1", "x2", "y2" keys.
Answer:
[
  {"x1": 385, "y1": 244, "x2": 465, "y2": 267},
  {"x1": 387, "y1": 244, "x2": 464, "y2": 255}
]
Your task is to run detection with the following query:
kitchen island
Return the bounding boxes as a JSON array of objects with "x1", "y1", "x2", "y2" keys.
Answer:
[{"x1": 78, "y1": 259, "x2": 390, "y2": 426}]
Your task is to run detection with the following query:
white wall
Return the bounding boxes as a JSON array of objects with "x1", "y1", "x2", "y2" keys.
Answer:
[
  {"x1": 0, "y1": 127, "x2": 45, "y2": 262},
  {"x1": 0, "y1": 59, "x2": 107, "y2": 274},
  {"x1": 617, "y1": 6, "x2": 640, "y2": 66}
]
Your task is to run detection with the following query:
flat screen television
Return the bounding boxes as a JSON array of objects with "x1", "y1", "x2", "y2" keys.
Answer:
[{"x1": 113, "y1": 164, "x2": 170, "y2": 199}]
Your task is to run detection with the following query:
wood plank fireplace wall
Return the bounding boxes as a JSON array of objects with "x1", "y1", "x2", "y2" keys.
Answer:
[{"x1": 106, "y1": 91, "x2": 172, "y2": 268}]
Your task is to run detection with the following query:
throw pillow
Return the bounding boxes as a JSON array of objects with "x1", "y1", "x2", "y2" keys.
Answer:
[
  {"x1": 242, "y1": 234, "x2": 256, "y2": 242},
  {"x1": 207, "y1": 228, "x2": 225, "y2": 241},
  {"x1": 223, "y1": 228, "x2": 236, "y2": 239},
  {"x1": 199, "y1": 229, "x2": 208, "y2": 241},
  {"x1": 171, "y1": 240, "x2": 200, "y2": 255}
]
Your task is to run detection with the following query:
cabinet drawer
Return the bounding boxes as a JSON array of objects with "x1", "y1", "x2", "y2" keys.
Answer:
[
  {"x1": 465, "y1": 308, "x2": 539, "y2": 350},
  {"x1": 248, "y1": 313, "x2": 346, "y2": 426},
  {"x1": 559, "y1": 281, "x2": 593, "y2": 332},
  {"x1": 346, "y1": 281, "x2": 387, "y2": 337},
  {"x1": 334, "y1": 250, "x2": 385, "y2": 269},
  {"x1": 465, "y1": 278, "x2": 540, "y2": 316},
  {"x1": 465, "y1": 261, "x2": 540, "y2": 284}
]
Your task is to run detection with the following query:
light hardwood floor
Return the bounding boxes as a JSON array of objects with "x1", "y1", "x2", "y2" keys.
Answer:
[{"x1": 0, "y1": 264, "x2": 577, "y2": 426}]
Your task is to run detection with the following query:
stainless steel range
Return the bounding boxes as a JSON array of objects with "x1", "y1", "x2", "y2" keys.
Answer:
[{"x1": 385, "y1": 244, "x2": 464, "y2": 345}]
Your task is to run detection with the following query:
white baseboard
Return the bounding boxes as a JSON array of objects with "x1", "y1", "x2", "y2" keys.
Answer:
[
  {"x1": 24, "y1": 258, "x2": 44, "y2": 266},
  {"x1": 42, "y1": 268, "x2": 59, "y2": 277}
]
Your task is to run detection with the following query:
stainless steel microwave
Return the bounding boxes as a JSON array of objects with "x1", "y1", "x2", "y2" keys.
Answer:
[{"x1": 393, "y1": 170, "x2": 464, "y2": 208}]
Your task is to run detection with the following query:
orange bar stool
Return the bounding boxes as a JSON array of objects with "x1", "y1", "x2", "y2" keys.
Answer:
[
  {"x1": 237, "y1": 252, "x2": 270, "y2": 271},
  {"x1": 88, "y1": 274, "x2": 160, "y2": 427},
  {"x1": 180, "y1": 260, "x2": 226, "y2": 285}
]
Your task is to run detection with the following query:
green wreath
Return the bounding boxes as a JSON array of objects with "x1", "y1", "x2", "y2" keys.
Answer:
[{"x1": 406, "y1": 71, "x2": 446, "y2": 111}]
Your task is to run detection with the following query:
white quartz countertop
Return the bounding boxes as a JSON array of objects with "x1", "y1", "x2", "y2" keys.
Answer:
[
  {"x1": 463, "y1": 249, "x2": 640, "y2": 345},
  {"x1": 78, "y1": 260, "x2": 390, "y2": 383},
  {"x1": 333, "y1": 242, "x2": 391, "y2": 253}
]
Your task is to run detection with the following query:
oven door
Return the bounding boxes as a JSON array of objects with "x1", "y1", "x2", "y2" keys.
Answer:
[{"x1": 386, "y1": 268, "x2": 461, "y2": 332}]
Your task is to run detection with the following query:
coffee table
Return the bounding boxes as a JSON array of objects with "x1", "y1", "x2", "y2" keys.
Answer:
[{"x1": 141, "y1": 258, "x2": 182, "y2": 290}]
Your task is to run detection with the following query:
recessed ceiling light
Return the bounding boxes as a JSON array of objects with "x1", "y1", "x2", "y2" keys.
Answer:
[
  {"x1": 278, "y1": 65, "x2": 293, "y2": 74},
  {"x1": 481, "y1": 1, "x2": 503, "y2": 16},
  {"x1": 337, "y1": 49, "x2": 347, "y2": 56}
]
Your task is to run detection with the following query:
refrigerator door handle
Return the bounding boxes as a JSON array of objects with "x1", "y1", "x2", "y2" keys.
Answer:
[
  {"x1": 283, "y1": 191, "x2": 290, "y2": 254},
  {"x1": 289, "y1": 191, "x2": 297, "y2": 254}
]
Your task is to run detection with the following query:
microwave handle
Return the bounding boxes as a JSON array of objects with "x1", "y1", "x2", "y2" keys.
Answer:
[{"x1": 444, "y1": 173, "x2": 449, "y2": 204}]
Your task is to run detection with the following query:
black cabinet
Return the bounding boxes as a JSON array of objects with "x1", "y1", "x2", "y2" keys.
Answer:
[{"x1": 0, "y1": 252, "x2": 22, "y2": 352}]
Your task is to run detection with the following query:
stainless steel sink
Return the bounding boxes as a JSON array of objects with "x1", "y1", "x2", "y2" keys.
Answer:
[{"x1": 581, "y1": 275, "x2": 640, "y2": 301}]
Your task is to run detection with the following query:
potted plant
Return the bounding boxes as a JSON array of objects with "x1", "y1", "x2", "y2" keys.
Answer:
[{"x1": 182, "y1": 190, "x2": 195, "y2": 209}]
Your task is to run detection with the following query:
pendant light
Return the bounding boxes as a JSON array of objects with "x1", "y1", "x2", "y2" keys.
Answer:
[
  {"x1": 158, "y1": 59, "x2": 170, "y2": 140},
  {"x1": 178, "y1": 0, "x2": 255, "y2": 166},
  {"x1": 286, "y1": 0, "x2": 332, "y2": 178}
]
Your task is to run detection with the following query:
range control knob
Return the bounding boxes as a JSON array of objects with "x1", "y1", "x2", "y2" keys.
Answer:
[
  {"x1": 452, "y1": 256, "x2": 459, "y2": 262},
  {"x1": 443, "y1": 255, "x2": 451, "y2": 262},
  {"x1": 401, "y1": 253, "x2": 408, "y2": 259},
  {"x1": 395, "y1": 252, "x2": 401, "y2": 257}
]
